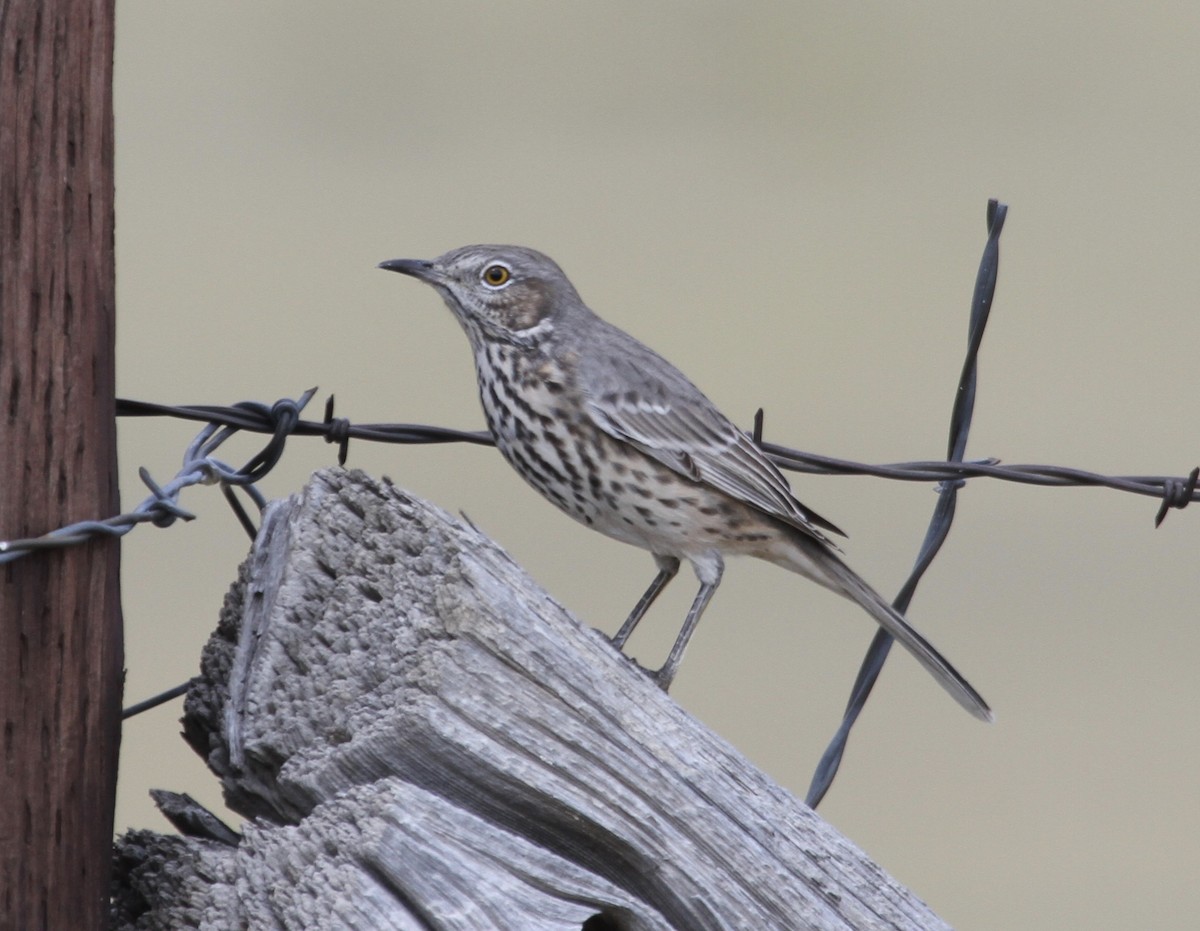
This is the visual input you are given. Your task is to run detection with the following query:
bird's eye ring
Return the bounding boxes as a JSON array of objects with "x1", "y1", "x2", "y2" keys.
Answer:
[{"x1": 482, "y1": 264, "x2": 511, "y2": 288}]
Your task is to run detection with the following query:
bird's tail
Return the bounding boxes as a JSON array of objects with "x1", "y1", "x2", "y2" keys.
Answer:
[{"x1": 775, "y1": 535, "x2": 993, "y2": 722}]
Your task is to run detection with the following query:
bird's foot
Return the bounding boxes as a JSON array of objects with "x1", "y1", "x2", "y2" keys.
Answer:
[
  {"x1": 649, "y1": 666, "x2": 674, "y2": 692},
  {"x1": 609, "y1": 642, "x2": 674, "y2": 692}
]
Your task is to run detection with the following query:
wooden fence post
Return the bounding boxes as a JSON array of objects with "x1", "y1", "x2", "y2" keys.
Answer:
[{"x1": 0, "y1": 2, "x2": 123, "y2": 929}]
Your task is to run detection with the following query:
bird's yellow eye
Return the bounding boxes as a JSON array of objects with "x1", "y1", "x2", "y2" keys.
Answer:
[{"x1": 482, "y1": 264, "x2": 511, "y2": 287}]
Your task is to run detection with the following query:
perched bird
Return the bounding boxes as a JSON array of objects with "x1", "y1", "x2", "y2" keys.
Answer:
[{"x1": 380, "y1": 245, "x2": 991, "y2": 721}]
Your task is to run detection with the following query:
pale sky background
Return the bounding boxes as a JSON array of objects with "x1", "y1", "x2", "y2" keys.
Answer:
[{"x1": 112, "y1": 4, "x2": 1199, "y2": 929}]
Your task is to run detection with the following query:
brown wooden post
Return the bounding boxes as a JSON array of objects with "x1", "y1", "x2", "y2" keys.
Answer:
[{"x1": 0, "y1": 2, "x2": 122, "y2": 930}]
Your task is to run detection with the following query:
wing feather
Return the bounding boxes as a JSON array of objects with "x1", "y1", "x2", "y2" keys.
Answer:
[{"x1": 578, "y1": 324, "x2": 844, "y2": 542}]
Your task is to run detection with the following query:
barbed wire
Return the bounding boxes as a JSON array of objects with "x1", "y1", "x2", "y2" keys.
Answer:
[
  {"x1": 116, "y1": 397, "x2": 1200, "y2": 516},
  {"x1": 4, "y1": 392, "x2": 1192, "y2": 569},
  {"x1": 120, "y1": 394, "x2": 1200, "y2": 511},
  {"x1": 2, "y1": 200, "x2": 1196, "y2": 799},
  {"x1": 0, "y1": 391, "x2": 315, "y2": 564},
  {"x1": 762, "y1": 448, "x2": 1200, "y2": 519}
]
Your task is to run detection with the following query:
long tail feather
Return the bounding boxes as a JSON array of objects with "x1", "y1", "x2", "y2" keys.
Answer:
[{"x1": 779, "y1": 535, "x2": 993, "y2": 722}]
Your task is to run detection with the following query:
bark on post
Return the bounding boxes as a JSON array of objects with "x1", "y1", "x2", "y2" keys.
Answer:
[
  {"x1": 112, "y1": 469, "x2": 955, "y2": 930},
  {"x1": 0, "y1": 3, "x2": 122, "y2": 930}
]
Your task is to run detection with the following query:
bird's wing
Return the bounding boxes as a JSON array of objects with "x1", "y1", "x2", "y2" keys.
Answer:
[{"x1": 578, "y1": 326, "x2": 844, "y2": 543}]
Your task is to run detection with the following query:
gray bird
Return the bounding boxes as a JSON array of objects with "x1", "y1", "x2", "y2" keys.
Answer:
[{"x1": 380, "y1": 245, "x2": 991, "y2": 721}]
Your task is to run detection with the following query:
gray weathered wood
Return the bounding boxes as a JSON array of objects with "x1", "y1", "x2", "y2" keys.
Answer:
[{"x1": 112, "y1": 467, "x2": 953, "y2": 930}]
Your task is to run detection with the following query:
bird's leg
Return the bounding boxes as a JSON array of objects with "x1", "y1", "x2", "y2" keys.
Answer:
[
  {"x1": 654, "y1": 556, "x2": 723, "y2": 691},
  {"x1": 612, "y1": 555, "x2": 680, "y2": 650}
]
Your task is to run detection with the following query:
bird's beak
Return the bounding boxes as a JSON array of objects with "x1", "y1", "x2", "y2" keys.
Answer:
[{"x1": 377, "y1": 258, "x2": 440, "y2": 283}]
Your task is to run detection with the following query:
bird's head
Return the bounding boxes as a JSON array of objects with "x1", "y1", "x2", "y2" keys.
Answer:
[{"x1": 379, "y1": 245, "x2": 580, "y2": 347}]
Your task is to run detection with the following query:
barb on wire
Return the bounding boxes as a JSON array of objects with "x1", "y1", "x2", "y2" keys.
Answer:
[
  {"x1": 324, "y1": 395, "x2": 353, "y2": 466},
  {"x1": 0, "y1": 388, "x2": 317, "y2": 565},
  {"x1": 1155, "y1": 466, "x2": 1199, "y2": 527}
]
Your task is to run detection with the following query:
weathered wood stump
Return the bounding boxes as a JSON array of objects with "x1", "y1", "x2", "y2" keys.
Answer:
[{"x1": 111, "y1": 468, "x2": 953, "y2": 930}]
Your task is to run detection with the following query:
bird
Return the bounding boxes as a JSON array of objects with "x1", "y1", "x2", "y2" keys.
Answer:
[{"x1": 379, "y1": 245, "x2": 992, "y2": 721}]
